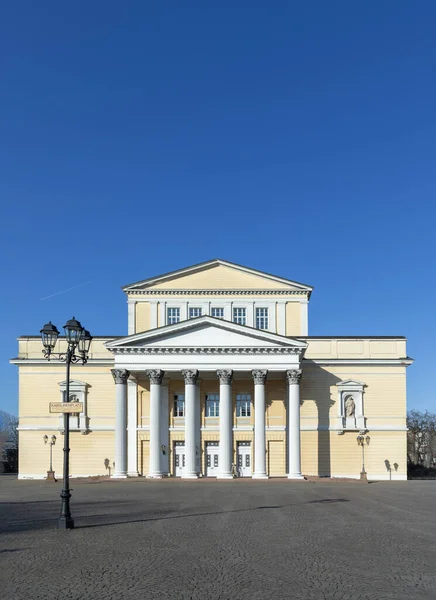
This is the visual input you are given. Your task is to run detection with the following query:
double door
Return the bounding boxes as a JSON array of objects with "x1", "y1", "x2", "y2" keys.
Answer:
[
  {"x1": 206, "y1": 442, "x2": 219, "y2": 477},
  {"x1": 174, "y1": 442, "x2": 185, "y2": 477},
  {"x1": 237, "y1": 442, "x2": 252, "y2": 477}
]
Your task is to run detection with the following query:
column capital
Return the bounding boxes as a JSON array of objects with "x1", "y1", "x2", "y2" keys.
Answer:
[
  {"x1": 181, "y1": 369, "x2": 199, "y2": 385},
  {"x1": 217, "y1": 369, "x2": 233, "y2": 385},
  {"x1": 286, "y1": 369, "x2": 302, "y2": 385},
  {"x1": 111, "y1": 369, "x2": 130, "y2": 384},
  {"x1": 252, "y1": 369, "x2": 267, "y2": 385},
  {"x1": 146, "y1": 369, "x2": 165, "y2": 385}
]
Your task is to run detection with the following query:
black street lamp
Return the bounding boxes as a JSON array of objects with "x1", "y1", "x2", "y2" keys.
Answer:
[
  {"x1": 40, "y1": 317, "x2": 92, "y2": 529},
  {"x1": 357, "y1": 434, "x2": 370, "y2": 481}
]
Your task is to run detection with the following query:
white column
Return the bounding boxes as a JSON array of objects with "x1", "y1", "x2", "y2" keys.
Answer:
[
  {"x1": 127, "y1": 378, "x2": 138, "y2": 476},
  {"x1": 160, "y1": 380, "x2": 169, "y2": 476},
  {"x1": 111, "y1": 369, "x2": 130, "y2": 478},
  {"x1": 182, "y1": 370, "x2": 199, "y2": 479},
  {"x1": 146, "y1": 369, "x2": 165, "y2": 478},
  {"x1": 252, "y1": 370, "x2": 268, "y2": 479},
  {"x1": 195, "y1": 382, "x2": 201, "y2": 474},
  {"x1": 217, "y1": 369, "x2": 233, "y2": 479},
  {"x1": 287, "y1": 369, "x2": 304, "y2": 479}
]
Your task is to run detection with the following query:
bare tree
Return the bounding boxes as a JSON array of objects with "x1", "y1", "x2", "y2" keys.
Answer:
[
  {"x1": 0, "y1": 411, "x2": 18, "y2": 473},
  {"x1": 0, "y1": 411, "x2": 18, "y2": 447},
  {"x1": 407, "y1": 410, "x2": 436, "y2": 468}
]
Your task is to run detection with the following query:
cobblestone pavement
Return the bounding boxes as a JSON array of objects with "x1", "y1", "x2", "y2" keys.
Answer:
[{"x1": 0, "y1": 478, "x2": 435, "y2": 600}]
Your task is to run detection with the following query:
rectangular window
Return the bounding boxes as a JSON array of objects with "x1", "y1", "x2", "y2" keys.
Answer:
[
  {"x1": 205, "y1": 394, "x2": 220, "y2": 417},
  {"x1": 189, "y1": 307, "x2": 202, "y2": 319},
  {"x1": 233, "y1": 307, "x2": 246, "y2": 325},
  {"x1": 256, "y1": 307, "x2": 269, "y2": 330},
  {"x1": 167, "y1": 308, "x2": 180, "y2": 325},
  {"x1": 173, "y1": 394, "x2": 185, "y2": 417},
  {"x1": 211, "y1": 307, "x2": 224, "y2": 319},
  {"x1": 236, "y1": 393, "x2": 251, "y2": 417}
]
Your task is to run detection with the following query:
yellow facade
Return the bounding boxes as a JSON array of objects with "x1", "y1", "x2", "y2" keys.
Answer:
[{"x1": 12, "y1": 259, "x2": 412, "y2": 481}]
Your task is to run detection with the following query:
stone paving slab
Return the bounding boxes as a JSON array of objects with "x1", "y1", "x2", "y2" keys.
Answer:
[{"x1": 0, "y1": 478, "x2": 435, "y2": 600}]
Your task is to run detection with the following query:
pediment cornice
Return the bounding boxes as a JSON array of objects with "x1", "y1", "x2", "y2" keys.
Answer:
[
  {"x1": 127, "y1": 289, "x2": 309, "y2": 296},
  {"x1": 106, "y1": 315, "x2": 307, "y2": 355}
]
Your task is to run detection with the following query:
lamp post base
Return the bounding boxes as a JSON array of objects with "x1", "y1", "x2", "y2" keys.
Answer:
[
  {"x1": 58, "y1": 516, "x2": 74, "y2": 530},
  {"x1": 360, "y1": 470, "x2": 368, "y2": 482},
  {"x1": 46, "y1": 470, "x2": 56, "y2": 482}
]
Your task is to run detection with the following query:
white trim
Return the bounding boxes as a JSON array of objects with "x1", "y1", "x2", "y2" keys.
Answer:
[
  {"x1": 329, "y1": 473, "x2": 407, "y2": 481},
  {"x1": 300, "y1": 425, "x2": 408, "y2": 432},
  {"x1": 304, "y1": 359, "x2": 413, "y2": 366},
  {"x1": 159, "y1": 301, "x2": 167, "y2": 326},
  {"x1": 17, "y1": 426, "x2": 116, "y2": 431},
  {"x1": 10, "y1": 358, "x2": 114, "y2": 366},
  {"x1": 128, "y1": 299, "x2": 136, "y2": 335}
]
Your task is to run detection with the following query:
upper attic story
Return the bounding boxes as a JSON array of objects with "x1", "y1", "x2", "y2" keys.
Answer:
[{"x1": 122, "y1": 259, "x2": 313, "y2": 337}]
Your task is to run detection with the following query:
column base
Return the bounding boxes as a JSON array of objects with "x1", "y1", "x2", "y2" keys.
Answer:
[
  {"x1": 127, "y1": 471, "x2": 139, "y2": 477},
  {"x1": 111, "y1": 473, "x2": 127, "y2": 479},
  {"x1": 288, "y1": 473, "x2": 305, "y2": 480},
  {"x1": 252, "y1": 473, "x2": 269, "y2": 479},
  {"x1": 182, "y1": 472, "x2": 198, "y2": 479},
  {"x1": 217, "y1": 473, "x2": 234, "y2": 480}
]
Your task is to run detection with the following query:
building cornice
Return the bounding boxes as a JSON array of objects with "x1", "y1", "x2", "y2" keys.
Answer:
[
  {"x1": 304, "y1": 358, "x2": 414, "y2": 366},
  {"x1": 126, "y1": 289, "x2": 310, "y2": 296},
  {"x1": 110, "y1": 347, "x2": 304, "y2": 356},
  {"x1": 10, "y1": 358, "x2": 114, "y2": 366}
]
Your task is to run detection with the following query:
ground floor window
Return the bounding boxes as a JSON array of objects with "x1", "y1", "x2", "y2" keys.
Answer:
[{"x1": 236, "y1": 393, "x2": 251, "y2": 417}]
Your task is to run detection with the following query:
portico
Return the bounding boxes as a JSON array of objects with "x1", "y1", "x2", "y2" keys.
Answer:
[{"x1": 106, "y1": 316, "x2": 307, "y2": 480}]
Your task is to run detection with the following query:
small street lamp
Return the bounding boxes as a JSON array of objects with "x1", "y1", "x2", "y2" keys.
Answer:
[
  {"x1": 43, "y1": 434, "x2": 57, "y2": 481},
  {"x1": 357, "y1": 434, "x2": 370, "y2": 481},
  {"x1": 41, "y1": 317, "x2": 92, "y2": 530}
]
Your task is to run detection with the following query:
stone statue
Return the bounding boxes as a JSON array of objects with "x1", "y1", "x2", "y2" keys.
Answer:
[{"x1": 345, "y1": 396, "x2": 355, "y2": 417}]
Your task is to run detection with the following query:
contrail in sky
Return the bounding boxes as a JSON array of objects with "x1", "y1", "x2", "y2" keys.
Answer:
[{"x1": 40, "y1": 279, "x2": 98, "y2": 301}]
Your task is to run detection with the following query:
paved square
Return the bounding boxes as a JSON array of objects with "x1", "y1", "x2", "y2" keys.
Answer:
[{"x1": 1, "y1": 478, "x2": 435, "y2": 600}]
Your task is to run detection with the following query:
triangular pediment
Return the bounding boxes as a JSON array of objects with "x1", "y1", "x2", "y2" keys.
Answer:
[
  {"x1": 106, "y1": 316, "x2": 307, "y2": 351},
  {"x1": 337, "y1": 379, "x2": 366, "y2": 387},
  {"x1": 123, "y1": 259, "x2": 312, "y2": 294}
]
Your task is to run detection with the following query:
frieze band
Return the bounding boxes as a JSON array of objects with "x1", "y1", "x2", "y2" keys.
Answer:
[
  {"x1": 145, "y1": 369, "x2": 165, "y2": 385},
  {"x1": 111, "y1": 369, "x2": 130, "y2": 384},
  {"x1": 252, "y1": 369, "x2": 267, "y2": 385},
  {"x1": 110, "y1": 347, "x2": 303, "y2": 356},
  {"x1": 217, "y1": 369, "x2": 233, "y2": 384}
]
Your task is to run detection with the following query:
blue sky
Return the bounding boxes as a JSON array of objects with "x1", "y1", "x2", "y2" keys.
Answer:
[{"x1": 1, "y1": 2, "x2": 435, "y2": 415}]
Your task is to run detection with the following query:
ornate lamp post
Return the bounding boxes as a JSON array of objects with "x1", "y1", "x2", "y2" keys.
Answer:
[
  {"x1": 43, "y1": 434, "x2": 57, "y2": 481},
  {"x1": 40, "y1": 318, "x2": 92, "y2": 529},
  {"x1": 357, "y1": 434, "x2": 370, "y2": 481}
]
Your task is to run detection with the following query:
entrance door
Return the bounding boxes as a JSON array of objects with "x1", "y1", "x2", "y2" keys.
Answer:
[
  {"x1": 206, "y1": 442, "x2": 220, "y2": 477},
  {"x1": 174, "y1": 442, "x2": 185, "y2": 477},
  {"x1": 237, "y1": 442, "x2": 252, "y2": 477}
]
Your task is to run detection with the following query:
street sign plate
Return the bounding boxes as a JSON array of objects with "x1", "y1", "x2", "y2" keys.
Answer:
[{"x1": 49, "y1": 402, "x2": 83, "y2": 413}]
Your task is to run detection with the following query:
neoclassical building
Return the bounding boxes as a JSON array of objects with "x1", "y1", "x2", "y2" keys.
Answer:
[{"x1": 12, "y1": 260, "x2": 413, "y2": 480}]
